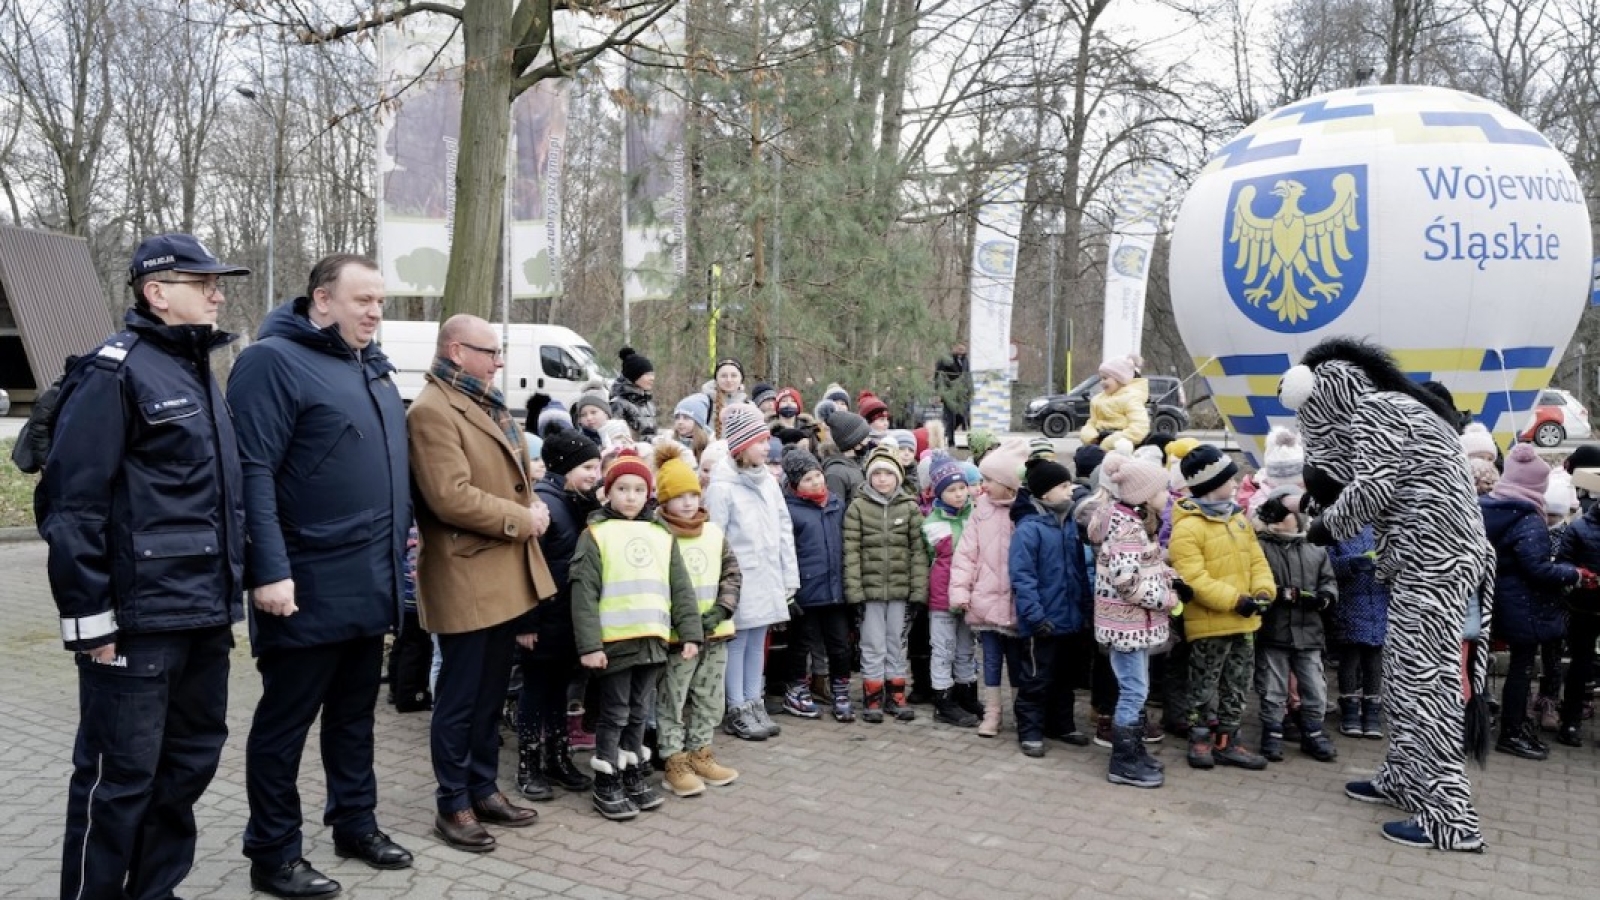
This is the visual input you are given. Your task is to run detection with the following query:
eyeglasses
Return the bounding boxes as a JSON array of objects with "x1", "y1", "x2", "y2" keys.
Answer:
[
  {"x1": 457, "y1": 341, "x2": 505, "y2": 361},
  {"x1": 157, "y1": 278, "x2": 222, "y2": 299}
]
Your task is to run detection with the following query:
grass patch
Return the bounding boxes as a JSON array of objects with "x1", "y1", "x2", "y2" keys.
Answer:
[{"x1": 0, "y1": 439, "x2": 38, "y2": 528}]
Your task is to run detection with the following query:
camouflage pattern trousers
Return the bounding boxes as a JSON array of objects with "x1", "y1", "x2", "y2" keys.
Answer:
[{"x1": 1185, "y1": 632, "x2": 1256, "y2": 731}]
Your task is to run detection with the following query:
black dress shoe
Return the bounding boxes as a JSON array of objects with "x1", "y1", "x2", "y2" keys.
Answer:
[
  {"x1": 434, "y1": 809, "x2": 496, "y2": 852},
  {"x1": 249, "y1": 859, "x2": 341, "y2": 898},
  {"x1": 1495, "y1": 731, "x2": 1550, "y2": 760},
  {"x1": 471, "y1": 791, "x2": 539, "y2": 827},
  {"x1": 1556, "y1": 723, "x2": 1584, "y2": 748},
  {"x1": 334, "y1": 830, "x2": 413, "y2": 870}
]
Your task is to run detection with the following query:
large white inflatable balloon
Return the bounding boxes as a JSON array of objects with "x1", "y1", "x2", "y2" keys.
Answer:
[{"x1": 1170, "y1": 85, "x2": 1593, "y2": 464}]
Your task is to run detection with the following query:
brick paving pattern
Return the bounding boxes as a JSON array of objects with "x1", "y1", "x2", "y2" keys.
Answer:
[{"x1": 1, "y1": 540, "x2": 1596, "y2": 898}]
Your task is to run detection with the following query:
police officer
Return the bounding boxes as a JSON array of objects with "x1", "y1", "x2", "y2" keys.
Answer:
[
  {"x1": 38, "y1": 233, "x2": 249, "y2": 900},
  {"x1": 229, "y1": 255, "x2": 411, "y2": 897}
]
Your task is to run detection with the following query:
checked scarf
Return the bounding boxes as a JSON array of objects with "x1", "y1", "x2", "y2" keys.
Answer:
[{"x1": 430, "y1": 357, "x2": 525, "y2": 476}]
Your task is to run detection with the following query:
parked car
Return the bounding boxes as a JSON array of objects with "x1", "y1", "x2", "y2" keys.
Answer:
[
  {"x1": 1521, "y1": 388, "x2": 1591, "y2": 447},
  {"x1": 1023, "y1": 375, "x2": 1189, "y2": 439}
]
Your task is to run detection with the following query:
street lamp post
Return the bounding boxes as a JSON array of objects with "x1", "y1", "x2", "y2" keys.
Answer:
[{"x1": 236, "y1": 87, "x2": 278, "y2": 319}]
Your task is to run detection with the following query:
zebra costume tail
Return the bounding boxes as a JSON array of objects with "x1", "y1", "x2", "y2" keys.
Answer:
[{"x1": 1461, "y1": 575, "x2": 1495, "y2": 768}]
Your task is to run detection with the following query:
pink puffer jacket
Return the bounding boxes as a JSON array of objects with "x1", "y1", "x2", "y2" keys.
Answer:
[{"x1": 948, "y1": 492, "x2": 1018, "y2": 635}]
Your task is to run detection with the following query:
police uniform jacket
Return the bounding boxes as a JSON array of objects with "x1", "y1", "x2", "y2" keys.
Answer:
[{"x1": 37, "y1": 308, "x2": 246, "y2": 650}]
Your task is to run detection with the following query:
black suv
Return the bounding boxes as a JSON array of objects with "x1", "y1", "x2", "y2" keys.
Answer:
[{"x1": 1023, "y1": 375, "x2": 1190, "y2": 439}]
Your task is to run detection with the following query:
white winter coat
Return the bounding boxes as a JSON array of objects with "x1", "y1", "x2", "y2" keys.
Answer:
[{"x1": 705, "y1": 457, "x2": 799, "y2": 629}]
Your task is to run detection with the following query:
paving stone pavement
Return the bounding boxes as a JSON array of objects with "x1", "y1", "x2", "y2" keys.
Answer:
[{"x1": 2, "y1": 539, "x2": 1598, "y2": 899}]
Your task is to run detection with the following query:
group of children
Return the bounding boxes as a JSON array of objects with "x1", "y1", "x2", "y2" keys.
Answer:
[{"x1": 503, "y1": 356, "x2": 1416, "y2": 818}]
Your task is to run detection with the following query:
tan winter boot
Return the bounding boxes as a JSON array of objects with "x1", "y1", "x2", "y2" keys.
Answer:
[
  {"x1": 978, "y1": 685, "x2": 1003, "y2": 738},
  {"x1": 687, "y1": 746, "x2": 739, "y2": 786},
  {"x1": 662, "y1": 752, "x2": 705, "y2": 798}
]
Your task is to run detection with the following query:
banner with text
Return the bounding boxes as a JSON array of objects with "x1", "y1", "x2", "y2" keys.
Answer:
[
  {"x1": 1101, "y1": 164, "x2": 1175, "y2": 362},
  {"x1": 377, "y1": 28, "x2": 464, "y2": 297},
  {"x1": 510, "y1": 80, "x2": 570, "y2": 299},
  {"x1": 968, "y1": 167, "x2": 1027, "y2": 433}
]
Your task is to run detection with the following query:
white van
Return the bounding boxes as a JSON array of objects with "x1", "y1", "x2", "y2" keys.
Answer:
[{"x1": 378, "y1": 320, "x2": 613, "y2": 414}]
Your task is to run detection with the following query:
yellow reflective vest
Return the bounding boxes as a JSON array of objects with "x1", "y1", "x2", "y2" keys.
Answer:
[
  {"x1": 674, "y1": 523, "x2": 734, "y2": 641},
  {"x1": 591, "y1": 519, "x2": 674, "y2": 644}
]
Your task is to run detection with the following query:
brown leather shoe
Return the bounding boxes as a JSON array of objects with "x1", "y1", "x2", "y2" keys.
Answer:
[
  {"x1": 433, "y1": 809, "x2": 495, "y2": 852},
  {"x1": 471, "y1": 791, "x2": 539, "y2": 828}
]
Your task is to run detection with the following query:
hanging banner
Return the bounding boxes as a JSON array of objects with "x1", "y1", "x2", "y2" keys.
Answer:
[
  {"x1": 967, "y1": 166, "x2": 1027, "y2": 434},
  {"x1": 1101, "y1": 163, "x2": 1176, "y2": 362},
  {"x1": 376, "y1": 27, "x2": 464, "y2": 297},
  {"x1": 510, "y1": 80, "x2": 570, "y2": 299},
  {"x1": 621, "y1": 12, "x2": 687, "y2": 306}
]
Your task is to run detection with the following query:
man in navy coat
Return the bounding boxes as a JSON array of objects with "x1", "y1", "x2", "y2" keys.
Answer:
[{"x1": 228, "y1": 254, "x2": 412, "y2": 897}]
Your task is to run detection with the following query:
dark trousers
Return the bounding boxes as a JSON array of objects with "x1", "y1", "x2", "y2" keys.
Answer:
[
  {"x1": 387, "y1": 607, "x2": 433, "y2": 709},
  {"x1": 906, "y1": 603, "x2": 931, "y2": 694},
  {"x1": 518, "y1": 646, "x2": 579, "y2": 740},
  {"x1": 1337, "y1": 642, "x2": 1384, "y2": 696},
  {"x1": 941, "y1": 406, "x2": 966, "y2": 445},
  {"x1": 1561, "y1": 614, "x2": 1600, "y2": 725},
  {"x1": 1501, "y1": 638, "x2": 1563, "y2": 734},
  {"x1": 62, "y1": 626, "x2": 232, "y2": 900},
  {"x1": 594, "y1": 663, "x2": 662, "y2": 767},
  {"x1": 244, "y1": 636, "x2": 383, "y2": 868},
  {"x1": 432, "y1": 621, "x2": 519, "y2": 814},
  {"x1": 1002, "y1": 633, "x2": 1079, "y2": 742},
  {"x1": 799, "y1": 605, "x2": 854, "y2": 678},
  {"x1": 1090, "y1": 648, "x2": 1119, "y2": 715}
]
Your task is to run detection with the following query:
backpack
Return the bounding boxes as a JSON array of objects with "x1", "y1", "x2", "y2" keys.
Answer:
[{"x1": 10, "y1": 331, "x2": 139, "y2": 474}]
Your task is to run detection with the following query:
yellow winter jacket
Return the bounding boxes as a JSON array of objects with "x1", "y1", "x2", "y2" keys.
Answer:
[
  {"x1": 1168, "y1": 498, "x2": 1275, "y2": 640},
  {"x1": 1080, "y1": 377, "x2": 1151, "y2": 447}
]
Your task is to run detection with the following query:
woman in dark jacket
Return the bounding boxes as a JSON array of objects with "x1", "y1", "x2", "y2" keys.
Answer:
[
  {"x1": 1480, "y1": 445, "x2": 1583, "y2": 760},
  {"x1": 514, "y1": 428, "x2": 603, "y2": 798},
  {"x1": 1554, "y1": 497, "x2": 1600, "y2": 746},
  {"x1": 609, "y1": 348, "x2": 658, "y2": 438}
]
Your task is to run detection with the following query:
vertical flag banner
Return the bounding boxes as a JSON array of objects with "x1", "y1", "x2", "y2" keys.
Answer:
[
  {"x1": 377, "y1": 27, "x2": 464, "y2": 297},
  {"x1": 1101, "y1": 163, "x2": 1176, "y2": 362},
  {"x1": 968, "y1": 167, "x2": 1028, "y2": 434},
  {"x1": 510, "y1": 80, "x2": 570, "y2": 299},
  {"x1": 622, "y1": 12, "x2": 687, "y2": 306}
]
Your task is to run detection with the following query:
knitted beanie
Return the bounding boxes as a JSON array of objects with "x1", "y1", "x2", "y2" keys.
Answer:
[
  {"x1": 713, "y1": 357, "x2": 744, "y2": 380},
  {"x1": 541, "y1": 428, "x2": 601, "y2": 476},
  {"x1": 1460, "y1": 423, "x2": 1497, "y2": 461},
  {"x1": 929, "y1": 453, "x2": 965, "y2": 500},
  {"x1": 888, "y1": 429, "x2": 917, "y2": 452},
  {"x1": 979, "y1": 438, "x2": 1030, "y2": 491},
  {"x1": 1180, "y1": 444, "x2": 1239, "y2": 498},
  {"x1": 916, "y1": 455, "x2": 933, "y2": 493},
  {"x1": 1495, "y1": 443, "x2": 1551, "y2": 508},
  {"x1": 619, "y1": 347, "x2": 653, "y2": 384},
  {"x1": 1102, "y1": 453, "x2": 1172, "y2": 508},
  {"x1": 1099, "y1": 353, "x2": 1142, "y2": 385},
  {"x1": 1164, "y1": 437, "x2": 1200, "y2": 463},
  {"x1": 858, "y1": 392, "x2": 890, "y2": 424},
  {"x1": 1565, "y1": 443, "x2": 1600, "y2": 473},
  {"x1": 824, "y1": 383, "x2": 849, "y2": 406},
  {"x1": 603, "y1": 448, "x2": 653, "y2": 493},
  {"x1": 1024, "y1": 458, "x2": 1073, "y2": 498},
  {"x1": 962, "y1": 461, "x2": 982, "y2": 486},
  {"x1": 864, "y1": 445, "x2": 904, "y2": 485},
  {"x1": 1028, "y1": 436, "x2": 1057, "y2": 461},
  {"x1": 673, "y1": 392, "x2": 712, "y2": 431},
  {"x1": 533, "y1": 395, "x2": 572, "y2": 438},
  {"x1": 654, "y1": 442, "x2": 700, "y2": 504},
  {"x1": 573, "y1": 388, "x2": 610, "y2": 420},
  {"x1": 828, "y1": 411, "x2": 871, "y2": 453},
  {"x1": 1546, "y1": 470, "x2": 1576, "y2": 517},
  {"x1": 751, "y1": 382, "x2": 777, "y2": 409},
  {"x1": 776, "y1": 387, "x2": 803, "y2": 416},
  {"x1": 1470, "y1": 456, "x2": 1500, "y2": 495},
  {"x1": 1073, "y1": 444, "x2": 1107, "y2": 481},
  {"x1": 781, "y1": 445, "x2": 822, "y2": 489},
  {"x1": 1262, "y1": 426, "x2": 1305, "y2": 484},
  {"x1": 699, "y1": 440, "x2": 729, "y2": 477},
  {"x1": 721, "y1": 402, "x2": 769, "y2": 458},
  {"x1": 913, "y1": 427, "x2": 930, "y2": 458},
  {"x1": 966, "y1": 429, "x2": 996, "y2": 461}
]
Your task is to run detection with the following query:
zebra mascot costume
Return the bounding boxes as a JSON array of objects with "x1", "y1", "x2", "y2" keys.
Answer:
[{"x1": 1279, "y1": 338, "x2": 1491, "y2": 852}]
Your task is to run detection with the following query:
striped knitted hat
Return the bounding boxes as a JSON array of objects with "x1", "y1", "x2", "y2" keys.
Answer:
[{"x1": 721, "y1": 402, "x2": 769, "y2": 458}]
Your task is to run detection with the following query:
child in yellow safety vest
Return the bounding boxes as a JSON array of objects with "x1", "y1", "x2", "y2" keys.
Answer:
[
  {"x1": 652, "y1": 442, "x2": 744, "y2": 798},
  {"x1": 570, "y1": 449, "x2": 704, "y2": 821}
]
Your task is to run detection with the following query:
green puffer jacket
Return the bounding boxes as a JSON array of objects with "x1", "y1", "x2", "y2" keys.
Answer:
[{"x1": 844, "y1": 487, "x2": 928, "y2": 604}]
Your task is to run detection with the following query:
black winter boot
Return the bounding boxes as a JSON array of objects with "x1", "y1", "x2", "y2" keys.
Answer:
[
  {"x1": 954, "y1": 682, "x2": 985, "y2": 717},
  {"x1": 590, "y1": 758, "x2": 638, "y2": 821},
  {"x1": 516, "y1": 728, "x2": 554, "y2": 801},
  {"x1": 933, "y1": 689, "x2": 979, "y2": 727},
  {"x1": 1281, "y1": 708, "x2": 1304, "y2": 742},
  {"x1": 1300, "y1": 726, "x2": 1338, "y2": 762},
  {"x1": 1361, "y1": 697, "x2": 1384, "y2": 739},
  {"x1": 542, "y1": 727, "x2": 593, "y2": 792},
  {"x1": 1259, "y1": 724, "x2": 1285, "y2": 763},
  {"x1": 1108, "y1": 725, "x2": 1163, "y2": 788},
  {"x1": 1338, "y1": 696, "x2": 1363, "y2": 737},
  {"x1": 621, "y1": 750, "x2": 665, "y2": 811}
]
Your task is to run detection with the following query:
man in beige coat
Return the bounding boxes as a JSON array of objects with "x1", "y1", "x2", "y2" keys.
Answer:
[{"x1": 408, "y1": 315, "x2": 557, "y2": 853}]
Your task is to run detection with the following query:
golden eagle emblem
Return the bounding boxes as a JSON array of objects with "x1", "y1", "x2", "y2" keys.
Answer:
[{"x1": 1229, "y1": 174, "x2": 1361, "y2": 325}]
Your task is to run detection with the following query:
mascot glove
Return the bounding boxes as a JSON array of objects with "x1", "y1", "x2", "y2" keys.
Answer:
[{"x1": 1305, "y1": 518, "x2": 1335, "y2": 547}]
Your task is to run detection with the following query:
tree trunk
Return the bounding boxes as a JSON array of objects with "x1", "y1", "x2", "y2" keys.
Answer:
[{"x1": 441, "y1": 0, "x2": 514, "y2": 321}]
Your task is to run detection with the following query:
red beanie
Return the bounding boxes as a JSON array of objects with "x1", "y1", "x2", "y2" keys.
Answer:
[{"x1": 603, "y1": 448, "x2": 654, "y2": 493}]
